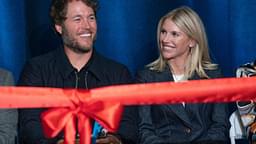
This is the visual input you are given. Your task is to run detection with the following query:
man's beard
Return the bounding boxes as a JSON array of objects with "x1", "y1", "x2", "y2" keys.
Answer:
[{"x1": 61, "y1": 27, "x2": 94, "y2": 54}]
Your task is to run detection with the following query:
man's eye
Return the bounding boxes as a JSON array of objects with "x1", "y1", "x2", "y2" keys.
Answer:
[
  {"x1": 73, "y1": 18, "x2": 81, "y2": 22},
  {"x1": 89, "y1": 15, "x2": 96, "y2": 21}
]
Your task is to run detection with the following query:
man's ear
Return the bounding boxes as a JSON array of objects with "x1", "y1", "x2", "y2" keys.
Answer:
[{"x1": 55, "y1": 24, "x2": 62, "y2": 34}]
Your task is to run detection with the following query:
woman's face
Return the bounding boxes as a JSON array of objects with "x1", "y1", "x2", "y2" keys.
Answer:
[{"x1": 159, "y1": 19, "x2": 193, "y2": 62}]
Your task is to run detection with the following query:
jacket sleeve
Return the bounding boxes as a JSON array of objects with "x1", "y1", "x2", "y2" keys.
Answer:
[
  {"x1": 205, "y1": 103, "x2": 230, "y2": 141},
  {"x1": 18, "y1": 61, "x2": 58, "y2": 144},
  {"x1": 0, "y1": 70, "x2": 18, "y2": 144},
  {"x1": 116, "y1": 67, "x2": 140, "y2": 144},
  {"x1": 138, "y1": 106, "x2": 165, "y2": 144},
  {"x1": 117, "y1": 66, "x2": 133, "y2": 84},
  {"x1": 118, "y1": 106, "x2": 139, "y2": 144},
  {"x1": 136, "y1": 70, "x2": 165, "y2": 144},
  {"x1": 205, "y1": 69, "x2": 230, "y2": 142}
]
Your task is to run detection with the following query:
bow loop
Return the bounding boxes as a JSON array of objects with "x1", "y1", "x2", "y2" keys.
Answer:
[{"x1": 41, "y1": 91, "x2": 123, "y2": 144}]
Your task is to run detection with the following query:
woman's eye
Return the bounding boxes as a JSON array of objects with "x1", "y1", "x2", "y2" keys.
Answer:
[
  {"x1": 171, "y1": 31, "x2": 179, "y2": 37},
  {"x1": 160, "y1": 30, "x2": 167, "y2": 34}
]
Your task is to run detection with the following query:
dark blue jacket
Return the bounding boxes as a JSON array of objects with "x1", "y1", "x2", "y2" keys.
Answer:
[
  {"x1": 136, "y1": 67, "x2": 230, "y2": 144},
  {"x1": 18, "y1": 48, "x2": 132, "y2": 144}
]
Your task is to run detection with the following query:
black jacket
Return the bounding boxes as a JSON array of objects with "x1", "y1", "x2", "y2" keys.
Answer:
[
  {"x1": 136, "y1": 67, "x2": 230, "y2": 144},
  {"x1": 18, "y1": 48, "x2": 132, "y2": 144}
]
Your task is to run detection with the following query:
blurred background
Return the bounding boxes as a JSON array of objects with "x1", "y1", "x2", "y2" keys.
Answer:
[{"x1": 0, "y1": 0, "x2": 255, "y2": 81}]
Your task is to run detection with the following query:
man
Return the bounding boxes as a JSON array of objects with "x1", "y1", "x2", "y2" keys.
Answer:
[
  {"x1": 18, "y1": 0, "x2": 137, "y2": 143},
  {"x1": 0, "y1": 68, "x2": 18, "y2": 144}
]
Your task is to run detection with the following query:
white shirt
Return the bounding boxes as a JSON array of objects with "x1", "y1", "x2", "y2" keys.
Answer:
[{"x1": 172, "y1": 74, "x2": 187, "y2": 106}]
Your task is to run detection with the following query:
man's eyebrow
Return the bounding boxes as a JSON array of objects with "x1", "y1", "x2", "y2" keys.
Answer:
[
  {"x1": 71, "y1": 14, "x2": 82, "y2": 18},
  {"x1": 88, "y1": 13, "x2": 96, "y2": 16}
]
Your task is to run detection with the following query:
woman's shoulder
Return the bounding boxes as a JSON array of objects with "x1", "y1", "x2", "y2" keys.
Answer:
[
  {"x1": 136, "y1": 67, "x2": 161, "y2": 78},
  {"x1": 136, "y1": 66, "x2": 171, "y2": 83},
  {"x1": 205, "y1": 68, "x2": 223, "y2": 78},
  {"x1": 137, "y1": 67, "x2": 154, "y2": 75}
]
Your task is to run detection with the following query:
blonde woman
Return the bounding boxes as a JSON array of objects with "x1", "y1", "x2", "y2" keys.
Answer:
[{"x1": 136, "y1": 6, "x2": 230, "y2": 144}]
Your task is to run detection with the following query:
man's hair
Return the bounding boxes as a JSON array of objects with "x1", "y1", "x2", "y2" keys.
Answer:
[
  {"x1": 50, "y1": 0, "x2": 98, "y2": 25},
  {"x1": 148, "y1": 6, "x2": 218, "y2": 79}
]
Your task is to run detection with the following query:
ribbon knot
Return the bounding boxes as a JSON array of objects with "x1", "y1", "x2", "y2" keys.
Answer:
[{"x1": 41, "y1": 90, "x2": 123, "y2": 144}]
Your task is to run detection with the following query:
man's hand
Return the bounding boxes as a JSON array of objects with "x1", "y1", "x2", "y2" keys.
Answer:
[
  {"x1": 56, "y1": 134, "x2": 122, "y2": 144},
  {"x1": 96, "y1": 134, "x2": 122, "y2": 144},
  {"x1": 56, "y1": 139, "x2": 80, "y2": 144}
]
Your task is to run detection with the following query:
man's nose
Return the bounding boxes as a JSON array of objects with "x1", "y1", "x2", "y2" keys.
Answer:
[{"x1": 81, "y1": 19, "x2": 90, "y2": 29}]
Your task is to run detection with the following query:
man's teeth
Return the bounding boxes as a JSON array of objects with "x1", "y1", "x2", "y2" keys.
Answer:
[{"x1": 80, "y1": 33, "x2": 91, "y2": 37}]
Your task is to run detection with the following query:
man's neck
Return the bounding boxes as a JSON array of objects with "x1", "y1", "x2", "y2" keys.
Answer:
[{"x1": 64, "y1": 47, "x2": 93, "y2": 71}]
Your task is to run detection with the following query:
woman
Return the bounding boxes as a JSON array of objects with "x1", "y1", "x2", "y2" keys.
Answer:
[
  {"x1": 136, "y1": 6, "x2": 230, "y2": 144},
  {"x1": 0, "y1": 68, "x2": 18, "y2": 143}
]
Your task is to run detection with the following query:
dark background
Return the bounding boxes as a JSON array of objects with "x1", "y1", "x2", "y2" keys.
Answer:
[{"x1": 1, "y1": 0, "x2": 256, "y2": 81}]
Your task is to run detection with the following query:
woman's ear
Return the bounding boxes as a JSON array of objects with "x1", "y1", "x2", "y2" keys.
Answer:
[{"x1": 189, "y1": 39, "x2": 196, "y2": 48}]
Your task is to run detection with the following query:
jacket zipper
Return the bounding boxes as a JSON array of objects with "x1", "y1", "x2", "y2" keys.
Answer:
[
  {"x1": 74, "y1": 71, "x2": 88, "y2": 89},
  {"x1": 84, "y1": 71, "x2": 88, "y2": 89},
  {"x1": 75, "y1": 71, "x2": 79, "y2": 89},
  {"x1": 74, "y1": 71, "x2": 88, "y2": 139}
]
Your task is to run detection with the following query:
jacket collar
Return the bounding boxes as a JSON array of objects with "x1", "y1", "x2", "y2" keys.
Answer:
[
  {"x1": 161, "y1": 65, "x2": 202, "y2": 81},
  {"x1": 161, "y1": 65, "x2": 202, "y2": 127},
  {"x1": 55, "y1": 47, "x2": 102, "y2": 80}
]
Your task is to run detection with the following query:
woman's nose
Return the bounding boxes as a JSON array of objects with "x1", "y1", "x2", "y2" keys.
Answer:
[{"x1": 163, "y1": 34, "x2": 171, "y2": 42}]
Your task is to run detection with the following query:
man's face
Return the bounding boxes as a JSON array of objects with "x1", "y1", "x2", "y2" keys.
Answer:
[{"x1": 55, "y1": 1, "x2": 97, "y2": 53}]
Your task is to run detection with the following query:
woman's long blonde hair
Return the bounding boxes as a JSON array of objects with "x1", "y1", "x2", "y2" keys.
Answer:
[{"x1": 148, "y1": 6, "x2": 218, "y2": 78}]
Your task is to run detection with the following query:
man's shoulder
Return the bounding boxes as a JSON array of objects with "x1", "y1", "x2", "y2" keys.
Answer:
[
  {"x1": 21, "y1": 50, "x2": 59, "y2": 77},
  {"x1": 91, "y1": 51, "x2": 132, "y2": 84},
  {"x1": 94, "y1": 52, "x2": 128, "y2": 70},
  {"x1": 29, "y1": 50, "x2": 57, "y2": 63}
]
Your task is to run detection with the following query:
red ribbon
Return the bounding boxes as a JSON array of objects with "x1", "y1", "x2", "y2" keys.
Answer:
[
  {"x1": 0, "y1": 77, "x2": 256, "y2": 144},
  {"x1": 90, "y1": 77, "x2": 256, "y2": 104}
]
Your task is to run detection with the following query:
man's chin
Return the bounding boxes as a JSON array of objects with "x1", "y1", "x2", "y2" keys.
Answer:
[
  {"x1": 70, "y1": 46, "x2": 92, "y2": 54},
  {"x1": 77, "y1": 47, "x2": 92, "y2": 54}
]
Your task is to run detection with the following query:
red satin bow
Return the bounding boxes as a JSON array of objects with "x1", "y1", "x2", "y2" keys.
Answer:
[{"x1": 41, "y1": 90, "x2": 123, "y2": 144}]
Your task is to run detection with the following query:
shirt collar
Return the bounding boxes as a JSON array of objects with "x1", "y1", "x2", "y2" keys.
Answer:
[{"x1": 55, "y1": 47, "x2": 101, "y2": 80}]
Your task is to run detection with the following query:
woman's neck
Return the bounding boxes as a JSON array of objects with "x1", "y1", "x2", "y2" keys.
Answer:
[{"x1": 168, "y1": 60, "x2": 185, "y2": 75}]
